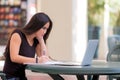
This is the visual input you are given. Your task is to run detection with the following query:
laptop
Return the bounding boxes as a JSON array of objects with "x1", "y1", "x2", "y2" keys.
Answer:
[{"x1": 44, "y1": 39, "x2": 99, "y2": 66}]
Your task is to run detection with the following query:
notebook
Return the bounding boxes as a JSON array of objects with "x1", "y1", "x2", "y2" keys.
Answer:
[{"x1": 44, "y1": 39, "x2": 99, "y2": 66}]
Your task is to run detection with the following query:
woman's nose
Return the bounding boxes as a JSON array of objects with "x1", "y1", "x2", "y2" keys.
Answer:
[{"x1": 44, "y1": 30, "x2": 46, "y2": 34}]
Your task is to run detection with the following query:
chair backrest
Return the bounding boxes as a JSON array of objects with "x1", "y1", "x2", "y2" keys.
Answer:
[{"x1": 107, "y1": 35, "x2": 120, "y2": 62}]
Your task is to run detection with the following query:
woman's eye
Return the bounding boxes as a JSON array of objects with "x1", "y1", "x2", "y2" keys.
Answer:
[
  {"x1": 42, "y1": 27, "x2": 46, "y2": 29},
  {"x1": 42, "y1": 27, "x2": 47, "y2": 30}
]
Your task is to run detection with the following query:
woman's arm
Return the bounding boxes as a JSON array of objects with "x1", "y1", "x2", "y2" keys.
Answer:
[
  {"x1": 36, "y1": 38, "x2": 49, "y2": 57},
  {"x1": 10, "y1": 33, "x2": 36, "y2": 64},
  {"x1": 35, "y1": 38, "x2": 52, "y2": 62}
]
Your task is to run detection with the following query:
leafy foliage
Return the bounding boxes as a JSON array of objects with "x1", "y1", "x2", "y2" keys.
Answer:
[
  {"x1": 109, "y1": 0, "x2": 120, "y2": 27},
  {"x1": 88, "y1": 0, "x2": 105, "y2": 26}
]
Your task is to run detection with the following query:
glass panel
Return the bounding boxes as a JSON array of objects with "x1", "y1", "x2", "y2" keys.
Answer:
[{"x1": 88, "y1": 0, "x2": 104, "y2": 59}]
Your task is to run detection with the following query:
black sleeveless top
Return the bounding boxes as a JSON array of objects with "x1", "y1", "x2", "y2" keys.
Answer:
[{"x1": 3, "y1": 29, "x2": 38, "y2": 78}]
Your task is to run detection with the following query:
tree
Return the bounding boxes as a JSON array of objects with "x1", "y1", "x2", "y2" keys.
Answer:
[{"x1": 88, "y1": 0, "x2": 105, "y2": 26}]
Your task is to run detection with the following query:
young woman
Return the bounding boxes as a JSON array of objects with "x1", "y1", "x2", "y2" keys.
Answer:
[{"x1": 3, "y1": 12, "x2": 53, "y2": 80}]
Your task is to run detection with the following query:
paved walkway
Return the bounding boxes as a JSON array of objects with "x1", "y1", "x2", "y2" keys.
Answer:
[{"x1": 26, "y1": 70, "x2": 107, "y2": 80}]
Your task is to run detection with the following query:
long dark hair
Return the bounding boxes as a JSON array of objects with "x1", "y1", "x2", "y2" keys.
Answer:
[
  {"x1": 4, "y1": 12, "x2": 53, "y2": 57},
  {"x1": 21, "y1": 12, "x2": 53, "y2": 42}
]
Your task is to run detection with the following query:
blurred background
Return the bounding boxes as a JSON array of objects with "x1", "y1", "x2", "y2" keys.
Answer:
[{"x1": 0, "y1": 0, "x2": 120, "y2": 62}]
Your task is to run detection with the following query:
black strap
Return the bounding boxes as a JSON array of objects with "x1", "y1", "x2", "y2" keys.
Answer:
[
  {"x1": 48, "y1": 74, "x2": 64, "y2": 80},
  {"x1": 76, "y1": 75, "x2": 85, "y2": 80},
  {"x1": 92, "y1": 75, "x2": 99, "y2": 80}
]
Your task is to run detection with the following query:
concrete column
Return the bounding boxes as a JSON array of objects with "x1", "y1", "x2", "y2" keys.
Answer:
[
  {"x1": 72, "y1": 0, "x2": 88, "y2": 61},
  {"x1": 36, "y1": 0, "x2": 88, "y2": 61}
]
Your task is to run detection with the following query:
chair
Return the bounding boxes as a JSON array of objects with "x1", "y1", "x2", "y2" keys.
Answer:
[
  {"x1": 0, "y1": 61, "x2": 6, "y2": 80},
  {"x1": 107, "y1": 35, "x2": 120, "y2": 80},
  {"x1": 0, "y1": 73, "x2": 6, "y2": 80},
  {"x1": 0, "y1": 71, "x2": 6, "y2": 80}
]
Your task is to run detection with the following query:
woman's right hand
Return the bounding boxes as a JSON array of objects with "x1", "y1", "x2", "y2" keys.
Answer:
[{"x1": 38, "y1": 56, "x2": 51, "y2": 63}]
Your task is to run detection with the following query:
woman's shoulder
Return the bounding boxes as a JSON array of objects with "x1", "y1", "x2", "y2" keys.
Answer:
[
  {"x1": 11, "y1": 29, "x2": 25, "y2": 38},
  {"x1": 12, "y1": 29, "x2": 21, "y2": 33}
]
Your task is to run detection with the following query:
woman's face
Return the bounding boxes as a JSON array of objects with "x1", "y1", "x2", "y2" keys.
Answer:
[{"x1": 35, "y1": 22, "x2": 50, "y2": 39}]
